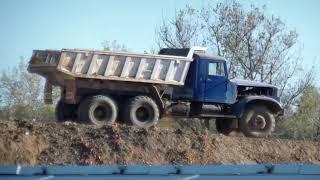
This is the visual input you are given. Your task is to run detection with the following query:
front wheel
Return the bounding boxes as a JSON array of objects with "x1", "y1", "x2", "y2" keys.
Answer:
[{"x1": 239, "y1": 105, "x2": 275, "y2": 138}]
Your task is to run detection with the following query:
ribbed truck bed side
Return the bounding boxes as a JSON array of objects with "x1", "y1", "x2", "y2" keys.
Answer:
[{"x1": 29, "y1": 48, "x2": 203, "y2": 86}]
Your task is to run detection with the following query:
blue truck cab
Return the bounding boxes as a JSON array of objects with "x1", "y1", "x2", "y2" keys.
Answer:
[
  {"x1": 164, "y1": 50, "x2": 283, "y2": 138},
  {"x1": 189, "y1": 54, "x2": 237, "y2": 104}
]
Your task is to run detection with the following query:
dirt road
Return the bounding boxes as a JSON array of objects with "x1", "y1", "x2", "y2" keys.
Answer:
[{"x1": 0, "y1": 120, "x2": 319, "y2": 165}]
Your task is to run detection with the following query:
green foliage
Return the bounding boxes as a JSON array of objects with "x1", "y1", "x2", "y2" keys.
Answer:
[
  {"x1": 281, "y1": 86, "x2": 320, "y2": 141},
  {"x1": 36, "y1": 105, "x2": 56, "y2": 122},
  {"x1": 0, "y1": 59, "x2": 58, "y2": 121}
]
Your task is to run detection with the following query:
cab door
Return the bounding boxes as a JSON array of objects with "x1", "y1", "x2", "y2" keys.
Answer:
[{"x1": 204, "y1": 60, "x2": 228, "y2": 103}]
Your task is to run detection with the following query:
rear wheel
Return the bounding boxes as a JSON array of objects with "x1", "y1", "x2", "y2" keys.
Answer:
[
  {"x1": 55, "y1": 100, "x2": 77, "y2": 122},
  {"x1": 215, "y1": 118, "x2": 234, "y2": 136},
  {"x1": 240, "y1": 105, "x2": 275, "y2": 138},
  {"x1": 78, "y1": 95, "x2": 118, "y2": 126},
  {"x1": 124, "y1": 96, "x2": 159, "y2": 128}
]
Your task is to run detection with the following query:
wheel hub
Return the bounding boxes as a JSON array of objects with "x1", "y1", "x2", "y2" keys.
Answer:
[
  {"x1": 250, "y1": 115, "x2": 266, "y2": 130},
  {"x1": 94, "y1": 105, "x2": 110, "y2": 121},
  {"x1": 136, "y1": 106, "x2": 151, "y2": 122}
]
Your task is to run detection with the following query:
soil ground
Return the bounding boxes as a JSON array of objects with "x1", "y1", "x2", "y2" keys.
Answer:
[{"x1": 0, "y1": 119, "x2": 319, "y2": 165}]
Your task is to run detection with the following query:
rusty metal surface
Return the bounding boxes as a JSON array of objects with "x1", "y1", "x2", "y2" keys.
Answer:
[
  {"x1": 44, "y1": 80, "x2": 53, "y2": 104},
  {"x1": 64, "y1": 79, "x2": 77, "y2": 104}
]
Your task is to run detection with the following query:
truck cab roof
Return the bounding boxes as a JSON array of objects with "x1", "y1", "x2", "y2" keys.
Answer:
[{"x1": 193, "y1": 53, "x2": 226, "y2": 61}]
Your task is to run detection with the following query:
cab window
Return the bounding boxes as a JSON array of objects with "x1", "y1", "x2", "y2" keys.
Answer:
[{"x1": 208, "y1": 62, "x2": 225, "y2": 76}]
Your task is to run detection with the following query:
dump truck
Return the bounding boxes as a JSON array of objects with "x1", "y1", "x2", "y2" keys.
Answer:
[{"x1": 28, "y1": 47, "x2": 283, "y2": 138}]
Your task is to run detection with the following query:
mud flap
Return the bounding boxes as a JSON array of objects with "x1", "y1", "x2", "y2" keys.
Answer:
[
  {"x1": 65, "y1": 79, "x2": 77, "y2": 104},
  {"x1": 230, "y1": 118, "x2": 239, "y2": 129},
  {"x1": 44, "y1": 80, "x2": 53, "y2": 104}
]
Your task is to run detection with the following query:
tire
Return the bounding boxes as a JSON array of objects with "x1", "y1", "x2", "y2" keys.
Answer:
[
  {"x1": 215, "y1": 118, "x2": 234, "y2": 136},
  {"x1": 55, "y1": 100, "x2": 77, "y2": 122},
  {"x1": 78, "y1": 95, "x2": 118, "y2": 126},
  {"x1": 239, "y1": 105, "x2": 275, "y2": 138},
  {"x1": 124, "y1": 96, "x2": 159, "y2": 128}
]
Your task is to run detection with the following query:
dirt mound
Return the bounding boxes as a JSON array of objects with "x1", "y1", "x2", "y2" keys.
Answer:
[
  {"x1": 0, "y1": 121, "x2": 48, "y2": 165},
  {"x1": 0, "y1": 120, "x2": 319, "y2": 165}
]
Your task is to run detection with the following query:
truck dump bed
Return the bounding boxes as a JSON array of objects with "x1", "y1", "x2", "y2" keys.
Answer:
[{"x1": 28, "y1": 47, "x2": 206, "y2": 86}]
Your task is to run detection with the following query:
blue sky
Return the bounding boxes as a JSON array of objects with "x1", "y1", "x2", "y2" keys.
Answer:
[{"x1": 0, "y1": 0, "x2": 319, "y2": 83}]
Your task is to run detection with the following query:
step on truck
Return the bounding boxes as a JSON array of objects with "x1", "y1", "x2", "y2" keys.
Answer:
[{"x1": 28, "y1": 47, "x2": 283, "y2": 138}]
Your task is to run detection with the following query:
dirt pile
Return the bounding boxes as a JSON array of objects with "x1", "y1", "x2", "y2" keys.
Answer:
[{"x1": 0, "y1": 120, "x2": 319, "y2": 165}]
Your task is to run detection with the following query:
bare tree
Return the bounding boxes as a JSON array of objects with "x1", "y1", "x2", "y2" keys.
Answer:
[
  {"x1": 0, "y1": 59, "x2": 57, "y2": 121},
  {"x1": 101, "y1": 40, "x2": 128, "y2": 52},
  {"x1": 0, "y1": 59, "x2": 41, "y2": 117},
  {"x1": 156, "y1": 1, "x2": 313, "y2": 110},
  {"x1": 156, "y1": 5, "x2": 204, "y2": 49}
]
